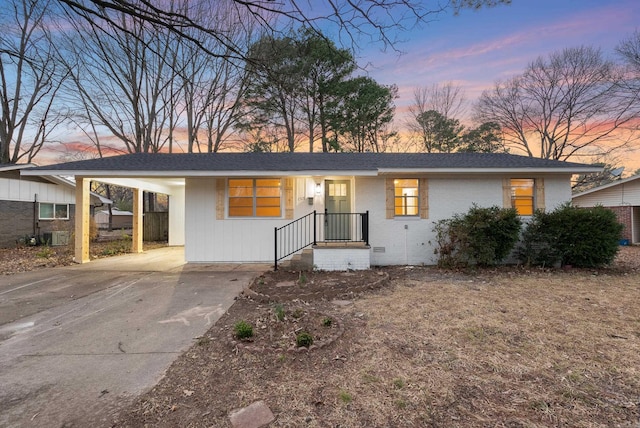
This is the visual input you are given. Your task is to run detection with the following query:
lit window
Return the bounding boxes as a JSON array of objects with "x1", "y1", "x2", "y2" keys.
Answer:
[
  {"x1": 228, "y1": 178, "x2": 281, "y2": 217},
  {"x1": 394, "y1": 179, "x2": 419, "y2": 216},
  {"x1": 39, "y1": 203, "x2": 69, "y2": 220},
  {"x1": 511, "y1": 179, "x2": 535, "y2": 215}
]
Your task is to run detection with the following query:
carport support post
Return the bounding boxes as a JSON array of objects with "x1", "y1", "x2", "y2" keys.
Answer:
[
  {"x1": 74, "y1": 177, "x2": 90, "y2": 263},
  {"x1": 132, "y1": 188, "x2": 143, "y2": 253}
]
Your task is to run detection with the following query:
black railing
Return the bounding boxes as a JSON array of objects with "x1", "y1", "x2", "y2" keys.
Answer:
[
  {"x1": 274, "y1": 211, "x2": 316, "y2": 271},
  {"x1": 274, "y1": 210, "x2": 369, "y2": 270}
]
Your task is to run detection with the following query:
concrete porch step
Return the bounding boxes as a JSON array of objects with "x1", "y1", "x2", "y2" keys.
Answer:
[{"x1": 281, "y1": 248, "x2": 314, "y2": 271}]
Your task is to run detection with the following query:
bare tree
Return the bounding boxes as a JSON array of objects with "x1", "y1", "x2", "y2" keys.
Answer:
[
  {"x1": 60, "y1": 5, "x2": 181, "y2": 154},
  {"x1": 616, "y1": 31, "x2": 640, "y2": 130},
  {"x1": 406, "y1": 82, "x2": 466, "y2": 152},
  {"x1": 177, "y1": 0, "x2": 256, "y2": 153},
  {"x1": 475, "y1": 46, "x2": 639, "y2": 161},
  {"x1": 1, "y1": 0, "x2": 67, "y2": 164},
  {"x1": 53, "y1": 0, "x2": 508, "y2": 57},
  {"x1": 618, "y1": 30, "x2": 640, "y2": 71}
]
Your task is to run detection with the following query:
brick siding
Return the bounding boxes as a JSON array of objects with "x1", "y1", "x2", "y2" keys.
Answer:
[
  {"x1": 605, "y1": 206, "x2": 632, "y2": 241},
  {"x1": 0, "y1": 201, "x2": 75, "y2": 248},
  {"x1": 313, "y1": 247, "x2": 371, "y2": 271}
]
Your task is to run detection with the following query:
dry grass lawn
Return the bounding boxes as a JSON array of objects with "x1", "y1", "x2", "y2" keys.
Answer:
[{"x1": 115, "y1": 254, "x2": 640, "y2": 427}]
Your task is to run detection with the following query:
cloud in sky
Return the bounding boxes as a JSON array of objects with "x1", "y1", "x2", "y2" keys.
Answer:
[{"x1": 364, "y1": 0, "x2": 640, "y2": 114}]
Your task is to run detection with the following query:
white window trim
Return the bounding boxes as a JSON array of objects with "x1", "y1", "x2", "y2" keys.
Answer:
[
  {"x1": 39, "y1": 203, "x2": 70, "y2": 220},
  {"x1": 394, "y1": 179, "x2": 420, "y2": 217},
  {"x1": 227, "y1": 178, "x2": 283, "y2": 218}
]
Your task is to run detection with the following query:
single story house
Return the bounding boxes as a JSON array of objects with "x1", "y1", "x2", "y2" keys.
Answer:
[
  {"x1": 0, "y1": 163, "x2": 111, "y2": 248},
  {"x1": 22, "y1": 153, "x2": 599, "y2": 269},
  {"x1": 95, "y1": 207, "x2": 134, "y2": 230},
  {"x1": 572, "y1": 175, "x2": 640, "y2": 245}
]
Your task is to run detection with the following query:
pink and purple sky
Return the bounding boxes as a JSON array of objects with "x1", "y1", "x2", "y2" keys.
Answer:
[
  {"x1": 364, "y1": 0, "x2": 638, "y2": 109},
  {"x1": 353, "y1": 0, "x2": 640, "y2": 170}
]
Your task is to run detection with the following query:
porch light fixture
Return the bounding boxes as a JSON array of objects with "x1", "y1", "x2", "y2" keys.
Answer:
[{"x1": 315, "y1": 182, "x2": 322, "y2": 195}]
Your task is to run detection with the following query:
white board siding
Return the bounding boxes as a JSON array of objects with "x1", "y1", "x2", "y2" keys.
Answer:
[
  {"x1": 185, "y1": 177, "x2": 317, "y2": 263},
  {"x1": 573, "y1": 180, "x2": 640, "y2": 207},
  {"x1": 0, "y1": 177, "x2": 75, "y2": 204},
  {"x1": 184, "y1": 174, "x2": 573, "y2": 265}
]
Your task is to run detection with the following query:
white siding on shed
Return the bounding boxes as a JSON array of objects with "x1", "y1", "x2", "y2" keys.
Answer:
[{"x1": 573, "y1": 179, "x2": 640, "y2": 207}]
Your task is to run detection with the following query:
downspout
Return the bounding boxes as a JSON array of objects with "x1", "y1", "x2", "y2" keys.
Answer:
[{"x1": 33, "y1": 194, "x2": 38, "y2": 237}]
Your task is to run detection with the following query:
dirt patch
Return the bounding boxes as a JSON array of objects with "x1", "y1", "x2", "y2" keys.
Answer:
[{"x1": 111, "y1": 247, "x2": 640, "y2": 428}]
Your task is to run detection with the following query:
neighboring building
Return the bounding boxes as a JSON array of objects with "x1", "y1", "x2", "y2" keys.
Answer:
[
  {"x1": 95, "y1": 208, "x2": 133, "y2": 230},
  {"x1": 0, "y1": 164, "x2": 110, "y2": 248},
  {"x1": 23, "y1": 153, "x2": 600, "y2": 269},
  {"x1": 572, "y1": 175, "x2": 640, "y2": 245}
]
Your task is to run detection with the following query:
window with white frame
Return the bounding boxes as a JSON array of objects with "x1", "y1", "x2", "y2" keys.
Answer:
[
  {"x1": 510, "y1": 179, "x2": 535, "y2": 215},
  {"x1": 39, "y1": 203, "x2": 69, "y2": 220},
  {"x1": 394, "y1": 179, "x2": 419, "y2": 216},
  {"x1": 228, "y1": 178, "x2": 282, "y2": 217}
]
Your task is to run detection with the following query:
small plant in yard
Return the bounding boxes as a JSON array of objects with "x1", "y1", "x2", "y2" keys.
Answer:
[
  {"x1": 392, "y1": 378, "x2": 406, "y2": 389},
  {"x1": 322, "y1": 317, "x2": 333, "y2": 327},
  {"x1": 273, "y1": 303, "x2": 285, "y2": 321},
  {"x1": 298, "y1": 272, "x2": 307, "y2": 285},
  {"x1": 296, "y1": 331, "x2": 313, "y2": 348},
  {"x1": 338, "y1": 390, "x2": 352, "y2": 404},
  {"x1": 234, "y1": 320, "x2": 254, "y2": 340},
  {"x1": 291, "y1": 308, "x2": 304, "y2": 319},
  {"x1": 36, "y1": 245, "x2": 54, "y2": 259}
]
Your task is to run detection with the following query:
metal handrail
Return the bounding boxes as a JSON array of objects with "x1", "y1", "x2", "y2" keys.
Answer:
[
  {"x1": 274, "y1": 210, "x2": 369, "y2": 270},
  {"x1": 274, "y1": 211, "x2": 316, "y2": 270}
]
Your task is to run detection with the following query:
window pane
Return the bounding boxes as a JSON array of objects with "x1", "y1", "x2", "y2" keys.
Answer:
[
  {"x1": 510, "y1": 179, "x2": 534, "y2": 215},
  {"x1": 256, "y1": 206, "x2": 281, "y2": 217},
  {"x1": 54, "y1": 204, "x2": 69, "y2": 219},
  {"x1": 229, "y1": 186, "x2": 253, "y2": 197},
  {"x1": 394, "y1": 179, "x2": 419, "y2": 216},
  {"x1": 39, "y1": 203, "x2": 54, "y2": 219},
  {"x1": 229, "y1": 179, "x2": 253, "y2": 187},
  {"x1": 229, "y1": 206, "x2": 253, "y2": 216},
  {"x1": 229, "y1": 197, "x2": 253, "y2": 207},
  {"x1": 256, "y1": 179, "x2": 280, "y2": 187},
  {"x1": 256, "y1": 187, "x2": 280, "y2": 197},
  {"x1": 256, "y1": 197, "x2": 280, "y2": 207}
]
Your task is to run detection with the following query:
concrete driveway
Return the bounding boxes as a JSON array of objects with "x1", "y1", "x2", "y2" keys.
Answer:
[{"x1": 0, "y1": 247, "x2": 267, "y2": 427}]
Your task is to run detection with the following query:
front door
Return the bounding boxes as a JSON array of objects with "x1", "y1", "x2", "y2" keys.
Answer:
[{"x1": 325, "y1": 180, "x2": 351, "y2": 240}]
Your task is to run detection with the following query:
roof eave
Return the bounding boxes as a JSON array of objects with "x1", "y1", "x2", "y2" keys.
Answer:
[
  {"x1": 21, "y1": 169, "x2": 380, "y2": 177},
  {"x1": 377, "y1": 167, "x2": 603, "y2": 174},
  {"x1": 572, "y1": 174, "x2": 640, "y2": 198}
]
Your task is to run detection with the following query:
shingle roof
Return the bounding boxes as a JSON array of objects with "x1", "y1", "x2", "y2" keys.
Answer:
[{"x1": 24, "y1": 152, "x2": 598, "y2": 174}]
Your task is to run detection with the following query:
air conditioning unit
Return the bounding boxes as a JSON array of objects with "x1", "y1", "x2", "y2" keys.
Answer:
[{"x1": 50, "y1": 231, "x2": 70, "y2": 246}]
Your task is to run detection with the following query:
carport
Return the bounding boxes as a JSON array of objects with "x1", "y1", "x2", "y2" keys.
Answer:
[{"x1": 23, "y1": 166, "x2": 186, "y2": 263}]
